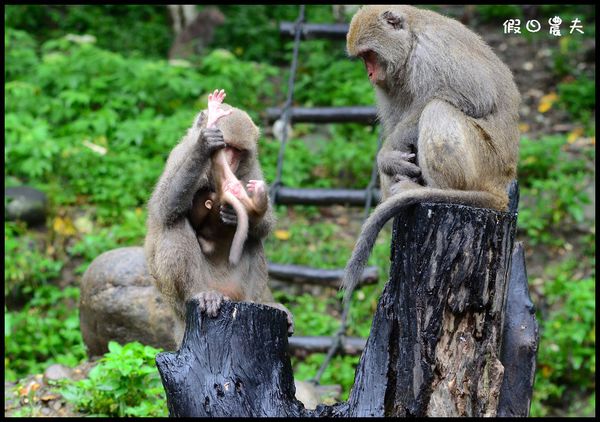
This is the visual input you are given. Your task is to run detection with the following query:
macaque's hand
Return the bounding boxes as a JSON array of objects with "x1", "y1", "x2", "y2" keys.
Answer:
[
  {"x1": 199, "y1": 127, "x2": 227, "y2": 155},
  {"x1": 219, "y1": 203, "x2": 237, "y2": 226},
  {"x1": 247, "y1": 180, "x2": 268, "y2": 215},
  {"x1": 378, "y1": 150, "x2": 422, "y2": 181},
  {"x1": 378, "y1": 149, "x2": 423, "y2": 196},
  {"x1": 207, "y1": 89, "x2": 232, "y2": 128},
  {"x1": 194, "y1": 290, "x2": 230, "y2": 318}
]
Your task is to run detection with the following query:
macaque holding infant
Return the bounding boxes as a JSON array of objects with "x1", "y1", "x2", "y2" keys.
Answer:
[{"x1": 145, "y1": 89, "x2": 293, "y2": 345}]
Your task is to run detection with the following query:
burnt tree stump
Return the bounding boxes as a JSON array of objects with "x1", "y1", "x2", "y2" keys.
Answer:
[
  {"x1": 155, "y1": 301, "x2": 308, "y2": 417},
  {"x1": 156, "y1": 201, "x2": 537, "y2": 417},
  {"x1": 347, "y1": 203, "x2": 516, "y2": 416},
  {"x1": 497, "y1": 242, "x2": 539, "y2": 417}
]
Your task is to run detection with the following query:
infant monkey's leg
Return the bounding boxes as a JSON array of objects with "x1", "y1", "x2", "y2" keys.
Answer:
[{"x1": 246, "y1": 179, "x2": 268, "y2": 216}]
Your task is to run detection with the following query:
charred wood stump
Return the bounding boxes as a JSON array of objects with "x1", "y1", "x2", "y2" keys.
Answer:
[
  {"x1": 155, "y1": 301, "x2": 307, "y2": 417},
  {"x1": 497, "y1": 242, "x2": 539, "y2": 417},
  {"x1": 347, "y1": 203, "x2": 517, "y2": 417},
  {"x1": 157, "y1": 202, "x2": 537, "y2": 417}
]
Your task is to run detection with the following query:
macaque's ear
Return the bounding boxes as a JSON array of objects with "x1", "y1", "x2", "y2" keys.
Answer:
[
  {"x1": 381, "y1": 11, "x2": 404, "y2": 30},
  {"x1": 195, "y1": 110, "x2": 208, "y2": 128},
  {"x1": 254, "y1": 124, "x2": 261, "y2": 141}
]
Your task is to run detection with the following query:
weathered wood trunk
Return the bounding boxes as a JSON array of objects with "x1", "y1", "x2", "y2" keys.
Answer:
[
  {"x1": 156, "y1": 202, "x2": 537, "y2": 417},
  {"x1": 155, "y1": 301, "x2": 308, "y2": 417},
  {"x1": 497, "y1": 242, "x2": 539, "y2": 416},
  {"x1": 347, "y1": 203, "x2": 516, "y2": 417}
]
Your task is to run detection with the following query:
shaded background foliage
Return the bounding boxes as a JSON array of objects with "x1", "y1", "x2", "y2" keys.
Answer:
[{"x1": 4, "y1": 4, "x2": 595, "y2": 417}]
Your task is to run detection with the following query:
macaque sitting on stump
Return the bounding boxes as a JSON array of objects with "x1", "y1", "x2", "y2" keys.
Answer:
[
  {"x1": 342, "y1": 5, "x2": 521, "y2": 301},
  {"x1": 145, "y1": 89, "x2": 293, "y2": 345}
]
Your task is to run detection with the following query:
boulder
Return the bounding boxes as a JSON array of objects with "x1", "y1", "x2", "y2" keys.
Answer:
[
  {"x1": 43, "y1": 364, "x2": 72, "y2": 382},
  {"x1": 79, "y1": 246, "x2": 178, "y2": 357},
  {"x1": 5, "y1": 186, "x2": 48, "y2": 226}
]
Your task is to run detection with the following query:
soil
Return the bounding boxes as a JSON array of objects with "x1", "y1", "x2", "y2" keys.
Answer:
[{"x1": 4, "y1": 362, "x2": 97, "y2": 417}]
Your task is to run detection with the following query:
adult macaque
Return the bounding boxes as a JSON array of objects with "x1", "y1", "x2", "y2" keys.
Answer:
[
  {"x1": 145, "y1": 89, "x2": 293, "y2": 344},
  {"x1": 342, "y1": 5, "x2": 520, "y2": 300}
]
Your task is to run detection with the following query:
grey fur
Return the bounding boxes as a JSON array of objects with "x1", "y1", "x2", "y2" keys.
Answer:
[
  {"x1": 144, "y1": 107, "x2": 293, "y2": 344},
  {"x1": 343, "y1": 5, "x2": 520, "y2": 302}
]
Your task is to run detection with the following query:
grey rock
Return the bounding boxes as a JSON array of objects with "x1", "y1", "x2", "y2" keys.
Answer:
[
  {"x1": 5, "y1": 186, "x2": 48, "y2": 226},
  {"x1": 80, "y1": 246, "x2": 178, "y2": 357},
  {"x1": 43, "y1": 364, "x2": 72, "y2": 382}
]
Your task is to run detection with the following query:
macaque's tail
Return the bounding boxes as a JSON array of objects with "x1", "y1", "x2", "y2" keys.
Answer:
[
  {"x1": 341, "y1": 188, "x2": 502, "y2": 303},
  {"x1": 223, "y1": 192, "x2": 249, "y2": 265}
]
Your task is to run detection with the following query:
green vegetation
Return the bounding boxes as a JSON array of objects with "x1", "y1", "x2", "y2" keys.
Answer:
[
  {"x1": 5, "y1": 27, "x2": 279, "y2": 221},
  {"x1": 531, "y1": 257, "x2": 596, "y2": 416},
  {"x1": 5, "y1": 221, "x2": 63, "y2": 300},
  {"x1": 60, "y1": 341, "x2": 167, "y2": 417},
  {"x1": 5, "y1": 285, "x2": 86, "y2": 382},
  {"x1": 475, "y1": 5, "x2": 524, "y2": 22},
  {"x1": 557, "y1": 76, "x2": 596, "y2": 125},
  {"x1": 211, "y1": 5, "x2": 299, "y2": 63},
  {"x1": 517, "y1": 136, "x2": 593, "y2": 246},
  {"x1": 4, "y1": 4, "x2": 595, "y2": 417},
  {"x1": 4, "y1": 5, "x2": 172, "y2": 58},
  {"x1": 552, "y1": 36, "x2": 588, "y2": 79}
]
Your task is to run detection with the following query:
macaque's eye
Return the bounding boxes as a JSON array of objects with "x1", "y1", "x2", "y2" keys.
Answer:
[{"x1": 382, "y1": 11, "x2": 404, "y2": 30}]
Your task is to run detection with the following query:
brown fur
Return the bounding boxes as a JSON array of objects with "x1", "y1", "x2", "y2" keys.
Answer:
[
  {"x1": 144, "y1": 105, "x2": 292, "y2": 344},
  {"x1": 342, "y1": 5, "x2": 521, "y2": 301}
]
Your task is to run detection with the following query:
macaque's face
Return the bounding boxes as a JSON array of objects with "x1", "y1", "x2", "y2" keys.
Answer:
[
  {"x1": 361, "y1": 50, "x2": 384, "y2": 85},
  {"x1": 224, "y1": 146, "x2": 242, "y2": 174},
  {"x1": 215, "y1": 111, "x2": 259, "y2": 176},
  {"x1": 347, "y1": 5, "x2": 414, "y2": 87}
]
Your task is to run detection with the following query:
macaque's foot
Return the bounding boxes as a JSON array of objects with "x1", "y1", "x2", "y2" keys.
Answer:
[
  {"x1": 207, "y1": 89, "x2": 232, "y2": 128},
  {"x1": 389, "y1": 177, "x2": 423, "y2": 196},
  {"x1": 247, "y1": 180, "x2": 268, "y2": 213},
  {"x1": 194, "y1": 290, "x2": 231, "y2": 317},
  {"x1": 224, "y1": 180, "x2": 244, "y2": 198},
  {"x1": 246, "y1": 180, "x2": 266, "y2": 196},
  {"x1": 220, "y1": 203, "x2": 238, "y2": 226},
  {"x1": 265, "y1": 302, "x2": 295, "y2": 336}
]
